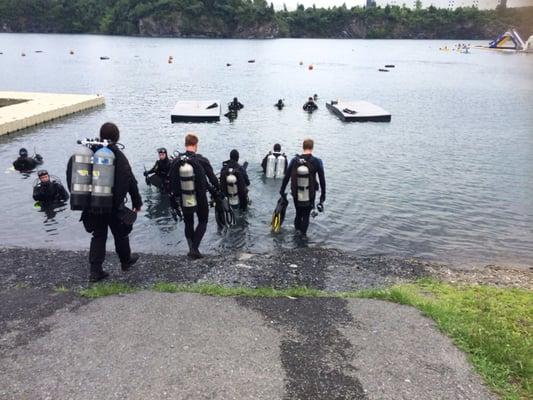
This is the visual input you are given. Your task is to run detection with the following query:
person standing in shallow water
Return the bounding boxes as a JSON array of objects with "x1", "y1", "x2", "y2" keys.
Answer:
[
  {"x1": 66, "y1": 122, "x2": 142, "y2": 283},
  {"x1": 279, "y1": 138, "x2": 326, "y2": 235},
  {"x1": 168, "y1": 133, "x2": 220, "y2": 259}
]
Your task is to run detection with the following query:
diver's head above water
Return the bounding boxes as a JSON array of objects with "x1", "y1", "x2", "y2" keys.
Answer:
[
  {"x1": 302, "y1": 138, "x2": 314, "y2": 154},
  {"x1": 157, "y1": 147, "x2": 167, "y2": 160},
  {"x1": 273, "y1": 143, "x2": 281, "y2": 153},
  {"x1": 230, "y1": 149, "x2": 239, "y2": 162},
  {"x1": 37, "y1": 169, "x2": 49, "y2": 183},
  {"x1": 185, "y1": 133, "x2": 199, "y2": 153},
  {"x1": 19, "y1": 148, "x2": 28, "y2": 158},
  {"x1": 100, "y1": 122, "x2": 120, "y2": 143}
]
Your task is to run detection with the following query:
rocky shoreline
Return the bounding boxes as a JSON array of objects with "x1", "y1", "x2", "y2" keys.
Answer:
[{"x1": 1, "y1": 247, "x2": 530, "y2": 291}]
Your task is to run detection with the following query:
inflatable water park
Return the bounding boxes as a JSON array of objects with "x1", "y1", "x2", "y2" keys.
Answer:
[{"x1": 477, "y1": 28, "x2": 533, "y2": 53}]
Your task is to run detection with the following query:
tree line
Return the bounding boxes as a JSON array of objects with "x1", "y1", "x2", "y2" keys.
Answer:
[{"x1": 0, "y1": 0, "x2": 531, "y2": 39}]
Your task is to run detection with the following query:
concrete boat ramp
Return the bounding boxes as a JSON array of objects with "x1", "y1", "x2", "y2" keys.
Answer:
[{"x1": 0, "y1": 91, "x2": 104, "y2": 136}]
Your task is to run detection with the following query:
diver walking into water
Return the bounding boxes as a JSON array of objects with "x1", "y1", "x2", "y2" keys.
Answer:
[
  {"x1": 144, "y1": 147, "x2": 171, "y2": 191},
  {"x1": 274, "y1": 99, "x2": 284, "y2": 110},
  {"x1": 262, "y1": 143, "x2": 287, "y2": 178},
  {"x1": 66, "y1": 122, "x2": 142, "y2": 282},
  {"x1": 220, "y1": 149, "x2": 250, "y2": 212},
  {"x1": 302, "y1": 97, "x2": 318, "y2": 113},
  {"x1": 169, "y1": 133, "x2": 220, "y2": 259},
  {"x1": 279, "y1": 138, "x2": 326, "y2": 235},
  {"x1": 13, "y1": 148, "x2": 43, "y2": 172},
  {"x1": 228, "y1": 97, "x2": 244, "y2": 111},
  {"x1": 33, "y1": 170, "x2": 69, "y2": 205}
]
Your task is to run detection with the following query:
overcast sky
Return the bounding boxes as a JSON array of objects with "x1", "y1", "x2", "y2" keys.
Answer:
[{"x1": 270, "y1": 0, "x2": 533, "y2": 10}]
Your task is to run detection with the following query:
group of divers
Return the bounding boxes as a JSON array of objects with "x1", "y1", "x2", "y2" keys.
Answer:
[
  {"x1": 12, "y1": 121, "x2": 326, "y2": 282},
  {"x1": 224, "y1": 95, "x2": 319, "y2": 119}
]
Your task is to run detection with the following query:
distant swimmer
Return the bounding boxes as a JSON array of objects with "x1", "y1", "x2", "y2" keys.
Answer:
[
  {"x1": 144, "y1": 147, "x2": 171, "y2": 191},
  {"x1": 275, "y1": 99, "x2": 284, "y2": 110},
  {"x1": 13, "y1": 148, "x2": 43, "y2": 172},
  {"x1": 220, "y1": 149, "x2": 250, "y2": 212},
  {"x1": 228, "y1": 97, "x2": 244, "y2": 111},
  {"x1": 262, "y1": 143, "x2": 287, "y2": 179},
  {"x1": 313, "y1": 94, "x2": 318, "y2": 101},
  {"x1": 33, "y1": 170, "x2": 69, "y2": 205},
  {"x1": 302, "y1": 97, "x2": 318, "y2": 113}
]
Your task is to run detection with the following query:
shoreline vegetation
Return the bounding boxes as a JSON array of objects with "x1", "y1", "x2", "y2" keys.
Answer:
[{"x1": 0, "y1": 1, "x2": 532, "y2": 40}]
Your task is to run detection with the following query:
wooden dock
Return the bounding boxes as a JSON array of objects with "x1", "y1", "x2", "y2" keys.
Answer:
[{"x1": 0, "y1": 91, "x2": 105, "y2": 136}]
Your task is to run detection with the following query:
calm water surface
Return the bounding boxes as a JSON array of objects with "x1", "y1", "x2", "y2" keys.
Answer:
[{"x1": 0, "y1": 34, "x2": 532, "y2": 267}]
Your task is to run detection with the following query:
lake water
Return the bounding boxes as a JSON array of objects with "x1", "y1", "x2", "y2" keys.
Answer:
[{"x1": 0, "y1": 34, "x2": 532, "y2": 267}]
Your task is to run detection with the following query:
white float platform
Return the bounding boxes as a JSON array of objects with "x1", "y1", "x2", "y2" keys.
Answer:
[
  {"x1": 0, "y1": 91, "x2": 105, "y2": 136},
  {"x1": 171, "y1": 100, "x2": 221, "y2": 123},
  {"x1": 326, "y1": 100, "x2": 391, "y2": 122}
]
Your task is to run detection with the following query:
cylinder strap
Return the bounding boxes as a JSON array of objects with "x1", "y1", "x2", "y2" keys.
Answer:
[
  {"x1": 92, "y1": 185, "x2": 112, "y2": 194},
  {"x1": 73, "y1": 183, "x2": 92, "y2": 192},
  {"x1": 180, "y1": 176, "x2": 194, "y2": 181},
  {"x1": 181, "y1": 189, "x2": 195, "y2": 195},
  {"x1": 74, "y1": 155, "x2": 92, "y2": 163}
]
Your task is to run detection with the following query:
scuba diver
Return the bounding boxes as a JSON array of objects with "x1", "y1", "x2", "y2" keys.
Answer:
[
  {"x1": 302, "y1": 97, "x2": 318, "y2": 113},
  {"x1": 228, "y1": 97, "x2": 244, "y2": 112},
  {"x1": 274, "y1": 99, "x2": 284, "y2": 110},
  {"x1": 262, "y1": 143, "x2": 287, "y2": 179},
  {"x1": 220, "y1": 149, "x2": 250, "y2": 212},
  {"x1": 13, "y1": 148, "x2": 43, "y2": 172},
  {"x1": 66, "y1": 122, "x2": 142, "y2": 282},
  {"x1": 279, "y1": 138, "x2": 326, "y2": 235},
  {"x1": 33, "y1": 170, "x2": 69, "y2": 205},
  {"x1": 168, "y1": 133, "x2": 220, "y2": 259},
  {"x1": 313, "y1": 94, "x2": 318, "y2": 101},
  {"x1": 144, "y1": 147, "x2": 171, "y2": 191}
]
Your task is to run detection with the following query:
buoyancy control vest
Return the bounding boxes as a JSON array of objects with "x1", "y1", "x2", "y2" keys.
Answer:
[
  {"x1": 69, "y1": 139, "x2": 115, "y2": 213},
  {"x1": 290, "y1": 157, "x2": 316, "y2": 207},
  {"x1": 178, "y1": 155, "x2": 197, "y2": 210}
]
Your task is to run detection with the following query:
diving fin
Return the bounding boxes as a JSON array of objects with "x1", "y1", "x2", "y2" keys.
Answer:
[{"x1": 271, "y1": 194, "x2": 288, "y2": 233}]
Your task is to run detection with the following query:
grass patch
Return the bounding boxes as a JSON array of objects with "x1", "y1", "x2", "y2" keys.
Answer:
[
  {"x1": 358, "y1": 280, "x2": 532, "y2": 400},
  {"x1": 79, "y1": 282, "x2": 138, "y2": 298},
  {"x1": 152, "y1": 282, "x2": 326, "y2": 298},
  {"x1": 53, "y1": 285, "x2": 69, "y2": 293}
]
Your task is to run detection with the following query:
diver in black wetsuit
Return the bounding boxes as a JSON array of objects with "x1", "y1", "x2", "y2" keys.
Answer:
[
  {"x1": 33, "y1": 170, "x2": 69, "y2": 205},
  {"x1": 302, "y1": 97, "x2": 318, "y2": 112},
  {"x1": 144, "y1": 148, "x2": 171, "y2": 191},
  {"x1": 279, "y1": 138, "x2": 326, "y2": 235},
  {"x1": 228, "y1": 97, "x2": 244, "y2": 111},
  {"x1": 220, "y1": 149, "x2": 250, "y2": 211},
  {"x1": 275, "y1": 99, "x2": 284, "y2": 110},
  {"x1": 168, "y1": 133, "x2": 220, "y2": 259},
  {"x1": 13, "y1": 148, "x2": 43, "y2": 172}
]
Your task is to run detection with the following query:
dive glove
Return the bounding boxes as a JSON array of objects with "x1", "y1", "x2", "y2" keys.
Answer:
[{"x1": 317, "y1": 203, "x2": 324, "y2": 213}]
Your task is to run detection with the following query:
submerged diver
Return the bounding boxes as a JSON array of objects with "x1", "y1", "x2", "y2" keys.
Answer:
[
  {"x1": 169, "y1": 133, "x2": 220, "y2": 259},
  {"x1": 66, "y1": 122, "x2": 142, "y2": 282},
  {"x1": 279, "y1": 138, "x2": 326, "y2": 235},
  {"x1": 274, "y1": 99, "x2": 284, "y2": 110},
  {"x1": 33, "y1": 170, "x2": 69, "y2": 205},
  {"x1": 13, "y1": 148, "x2": 43, "y2": 172},
  {"x1": 302, "y1": 97, "x2": 318, "y2": 112},
  {"x1": 220, "y1": 149, "x2": 250, "y2": 211},
  {"x1": 144, "y1": 147, "x2": 171, "y2": 191},
  {"x1": 262, "y1": 143, "x2": 287, "y2": 179},
  {"x1": 228, "y1": 97, "x2": 244, "y2": 111}
]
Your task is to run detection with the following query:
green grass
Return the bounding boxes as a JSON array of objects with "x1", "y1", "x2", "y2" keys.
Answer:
[
  {"x1": 357, "y1": 280, "x2": 532, "y2": 400},
  {"x1": 53, "y1": 285, "x2": 69, "y2": 293},
  {"x1": 79, "y1": 282, "x2": 139, "y2": 298},
  {"x1": 78, "y1": 279, "x2": 531, "y2": 399}
]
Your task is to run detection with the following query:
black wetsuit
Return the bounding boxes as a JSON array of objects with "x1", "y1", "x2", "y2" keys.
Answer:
[
  {"x1": 145, "y1": 158, "x2": 171, "y2": 190},
  {"x1": 169, "y1": 151, "x2": 220, "y2": 253},
  {"x1": 280, "y1": 154, "x2": 326, "y2": 234},
  {"x1": 302, "y1": 101, "x2": 318, "y2": 112},
  {"x1": 275, "y1": 101, "x2": 284, "y2": 110},
  {"x1": 33, "y1": 181, "x2": 69, "y2": 205},
  {"x1": 13, "y1": 155, "x2": 43, "y2": 172},
  {"x1": 261, "y1": 152, "x2": 288, "y2": 176},
  {"x1": 66, "y1": 144, "x2": 142, "y2": 279},
  {"x1": 220, "y1": 159, "x2": 250, "y2": 211},
  {"x1": 228, "y1": 100, "x2": 244, "y2": 111}
]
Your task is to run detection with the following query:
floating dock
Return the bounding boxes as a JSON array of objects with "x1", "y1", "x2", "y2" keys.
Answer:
[
  {"x1": 0, "y1": 91, "x2": 105, "y2": 136},
  {"x1": 171, "y1": 100, "x2": 221, "y2": 123},
  {"x1": 326, "y1": 100, "x2": 391, "y2": 122}
]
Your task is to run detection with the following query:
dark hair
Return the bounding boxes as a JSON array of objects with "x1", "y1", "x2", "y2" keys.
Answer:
[
  {"x1": 185, "y1": 133, "x2": 198, "y2": 147},
  {"x1": 19, "y1": 148, "x2": 28, "y2": 157},
  {"x1": 273, "y1": 143, "x2": 281, "y2": 152},
  {"x1": 230, "y1": 149, "x2": 239, "y2": 161},
  {"x1": 303, "y1": 138, "x2": 314, "y2": 150},
  {"x1": 100, "y1": 122, "x2": 120, "y2": 142}
]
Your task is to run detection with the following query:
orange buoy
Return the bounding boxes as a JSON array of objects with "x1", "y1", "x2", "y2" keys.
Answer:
[{"x1": 308, "y1": 64, "x2": 313, "y2": 70}]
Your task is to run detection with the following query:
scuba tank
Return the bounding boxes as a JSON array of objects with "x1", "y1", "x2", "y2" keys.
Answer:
[
  {"x1": 179, "y1": 156, "x2": 197, "y2": 209},
  {"x1": 296, "y1": 161, "x2": 310, "y2": 204},
  {"x1": 91, "y1": 146, "x2": 115, "y2": 212},
  {"x1": 226, "y1": 168, "x2": 240, "y2": 207},
  {"x1": 275, "y1": 154, "x2": 286, "y2": 179},
  {"x1": 265, "y1": 153, "x2": 276, "y2": 178},
  {"x1": 69, "y1": 144, "x2": 94, "y2": 210}
]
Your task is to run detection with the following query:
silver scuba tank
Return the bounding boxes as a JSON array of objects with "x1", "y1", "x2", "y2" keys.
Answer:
[
  {"x1": 179, "y1": 161, "x2": 197, "y2": 209},
  {"x1": 265, "y1": 153, "x2": 276, "y2": 178},
  {"x1": 275, "y1": 154, "x2": 286, "y2": 179},
  {"x1": 297, "y1": 164, "x2": 310, "y2": 203},
  {"x1": 226, "y1": 169, "x2": 239, "y2": 207},
  {"x1": 70, "y1": 144, "x2": 93, "y2": 210},
  {"x1": 91, "y1": 146, "x2": 115, "y2": 212}
]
